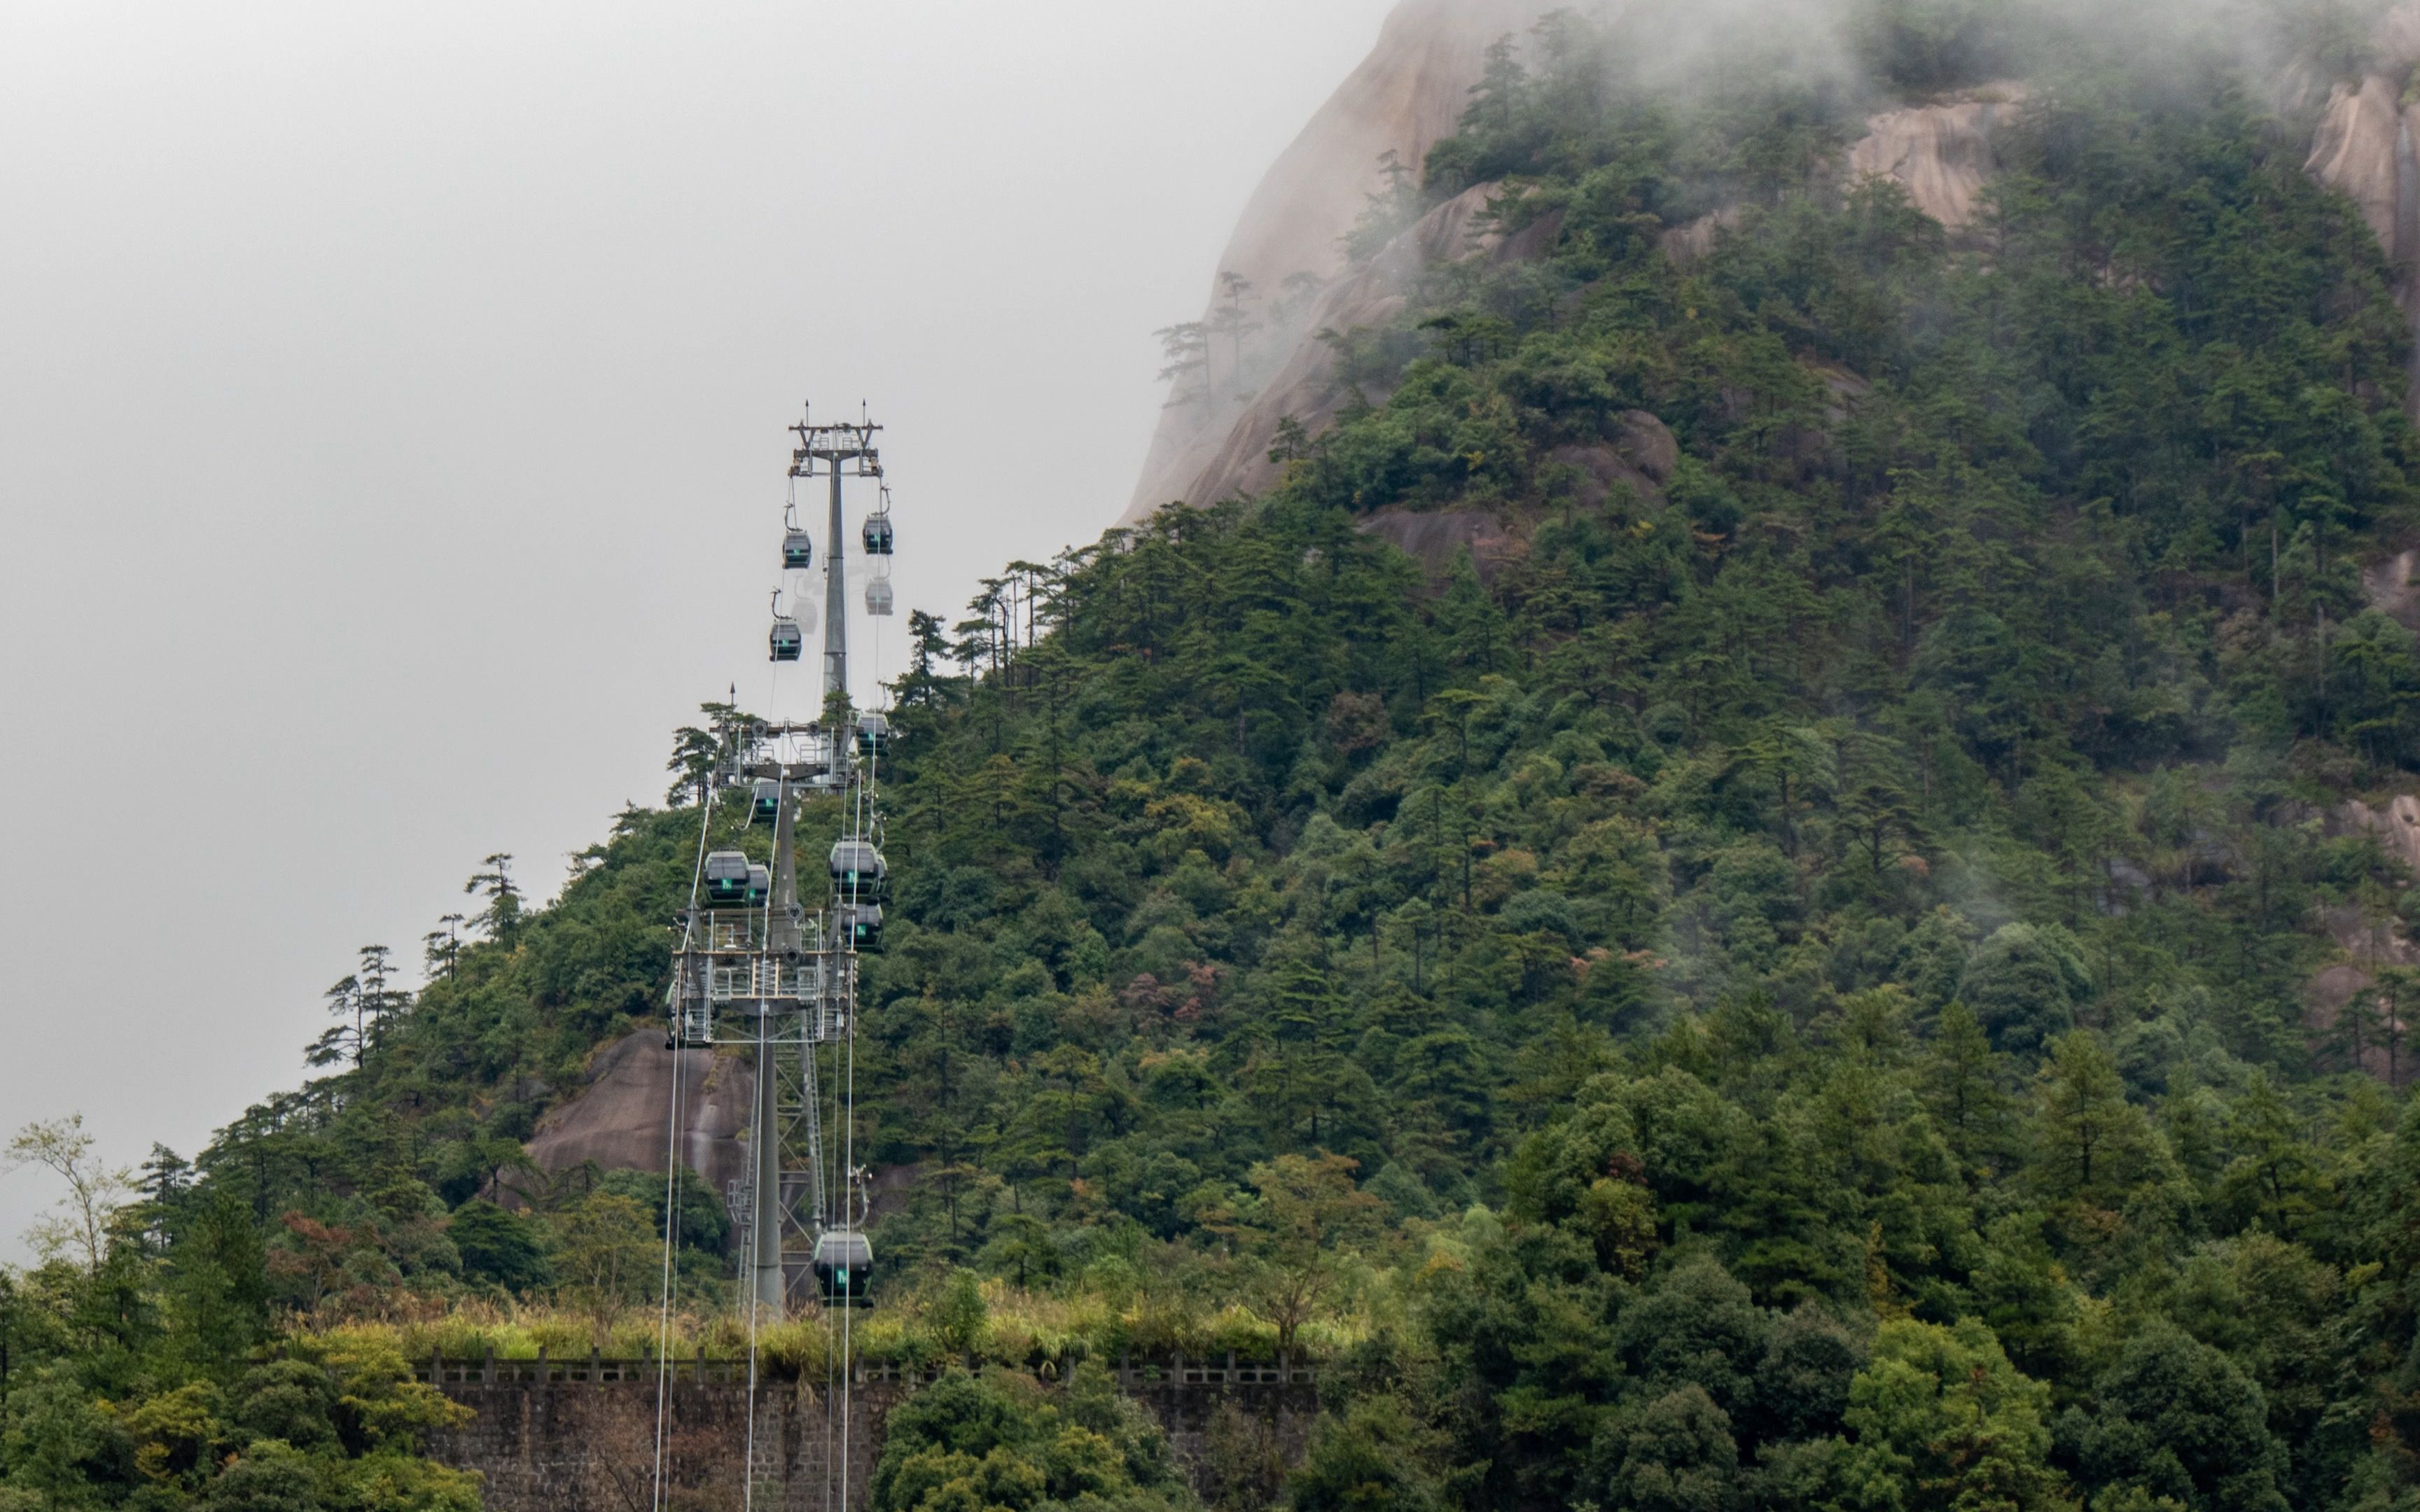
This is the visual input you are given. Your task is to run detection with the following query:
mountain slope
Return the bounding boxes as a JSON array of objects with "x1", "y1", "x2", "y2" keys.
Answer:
[
  {"x1": 30, "y1": 5, "x2": 2420, "y2": 1511},
  {"x1": 1147, "y1": 0, "x2": 2420, "y2": 531},
  {"x1": 1125, "y1": 0, "x2": 1554, "y2": 522}
]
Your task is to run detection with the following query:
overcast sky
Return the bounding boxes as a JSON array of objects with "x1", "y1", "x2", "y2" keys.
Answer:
[{"x1": 0, "y1": 0, "x2": 1400, "y2": 1257}]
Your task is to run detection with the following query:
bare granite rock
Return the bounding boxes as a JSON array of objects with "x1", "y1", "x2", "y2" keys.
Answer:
[{"x1": 524, "y1": 1030, "x2": 753, "y2": 1203}]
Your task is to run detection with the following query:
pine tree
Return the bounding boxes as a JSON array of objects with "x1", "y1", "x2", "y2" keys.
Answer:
[
  {"x1": 1924, "y1": 1002, "x2": 2012, "y2": 1175},
  {"x1": 464, "y1": 853, "x2": 520, "y2": 944},
  {"x1": 305, "y1": 974, "x2": 361, "y2": 1068}
]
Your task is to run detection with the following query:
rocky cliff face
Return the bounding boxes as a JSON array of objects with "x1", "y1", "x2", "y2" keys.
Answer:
[
  {"x1": 524, "y1": 1030, "x2": 753, "y2": 1203},
  {"x1": 1125, "y1": 0, "x2": 2420, "y2": 528},
  {"x1": 1664, "y1": 84, "x2": 2024, "y2": 261},
  {"x1": 2302, "y1": 8, "x2": 2420, "y2": 402},
  {"x1": 1844, "y1": 85, "x2": 2026, "y2": 232},
  {"x1": 2304, "y1": 72, "x2": 2410, "y2": 255},
  {"x1": 1169, "y1": 179, "x2": 1518, "y2": 514},
  {"x1": 1122, "y1": 0, "x2": 1553, "y2": 524}
]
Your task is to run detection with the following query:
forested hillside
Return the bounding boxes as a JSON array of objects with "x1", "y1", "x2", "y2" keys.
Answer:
[{"x1": 20, "y1": 2, "x2": 2420, "y2": 1508}]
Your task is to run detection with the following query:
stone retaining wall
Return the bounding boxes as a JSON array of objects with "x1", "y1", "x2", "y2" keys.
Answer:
[{"x1": 417, "y1": 1354, "x2": 1319, "y2": 1511}]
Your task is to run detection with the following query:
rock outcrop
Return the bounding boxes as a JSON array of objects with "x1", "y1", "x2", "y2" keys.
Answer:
[
  {"x1": 2305, "y1": 72, "x2": 2411, "y2": 254},
  {"x1": 1123, "y1": 0, "x2": 1553, "y2": 524},
  {"x1": 1172, "y1": 180, "x2": 1514, "y2": 512},
  {"x1": 1667, "y1": 85, "x2": 2024, "y2": 265},
  {"x1": 1550, "y1": 410, "x2": 1679, "y2": 507},
  {"x1": 1658, "y1": 206, "x2": 1741, "y2": 262},
  {"x1": 2365, "y1": 547, "x2": 2420, "y2": 629},
  {"x1": 524, "y1": 1030, "x2": 753, "y2": 1203},
  {"x1": 1356, "y1": 408, "x2": 1676, "y2": 588},
  {"x1": 2303, "y1": 1, "x2": 2420, "y2": 412},
  {"x1": 2342, "y1": 792, "x2": 2420, "y2": 877},
  {"x1": 1844, "y1": 84, "x2": 2026, "y2": 232},
  {"x1": 1356, "y1": 506, "x2": 1521, "y2": 585}
]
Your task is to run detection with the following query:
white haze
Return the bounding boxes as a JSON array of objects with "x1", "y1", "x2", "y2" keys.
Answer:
[
  {"x1": 1550, "y1": 0, "x2": 2376, "y2": 113},
  {"x1": 0, "y1": 0, "x2": 1401, "y2": 1257}
]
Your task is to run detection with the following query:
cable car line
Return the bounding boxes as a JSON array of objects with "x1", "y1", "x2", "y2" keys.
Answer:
[
  {"x1": 651, "y1": 780, "x2": 718, "y2": 1512},
  {"x1": 651, "y1": 402, "x2": 893, "y2": 1512}
]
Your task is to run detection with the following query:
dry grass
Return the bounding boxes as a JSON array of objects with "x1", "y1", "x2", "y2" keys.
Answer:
[{"x1": 298, "y1": 1276, "x2": 1372, "y2": 1369}]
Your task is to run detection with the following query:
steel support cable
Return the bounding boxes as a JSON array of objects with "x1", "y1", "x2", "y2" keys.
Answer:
[
  {"x1": 741, "y1": 760, "x2": 794, "y2": 1512},
  {"x1": 840, "y1": 948, "x2": 858, "y2": 1512},
  {"x1": 768, "y1": 617, "x2": 784, "y2": 744},
  {"x1": 823, "y1": 753, "x2": 868, "y2": 1512},
  {"x1": 869, "y1": 577, "x2": 883, "y2": 723},
  {"x1": 755, "y1": 767, "x2": 790, "y2": 1300},
  {"x1": 744, "y1": 987, "x2": 767, "y2": 1512},
  {"x1": 821, "y1": 1017, "x2": 837, "y2": 1512},
  {"x1": 836, "y1": 748, "x2": 875, "y2": 1512},
  {"x1": 651, "y1": 783, "x2": 718, "y2": 1511},
  {"x1": 648, "y1": 1022, "x2": 688, "y2": 1512},
  {"x1": 823, "y1": 836, "x2": 845, "y2": 1512}
]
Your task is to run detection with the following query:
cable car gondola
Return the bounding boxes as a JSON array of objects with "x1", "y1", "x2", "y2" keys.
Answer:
[
  {"x1": 783, "y1": 529, "x2": 814, "y2": 571},
  {"x1": 830, "y1": 841, "x2": 886, "y2": 903},
  {"x1": 837, "y1": 904, "x2": 884, "y2": 953},
  {"x1": 855, "y1": 712, "x2": 890, "y2": 759},
  {"x1": 861, "y1": 513, "x2": 893, "y2": 556},
  {"x1": 770, "y1": 615, "x2": 803, "y2": 662},
  {"x1": 864, "y1": 578, "x2": 893, "y2": 615},
  {"x1": 703, "y1": 850, "x2": 751, "y2": 907},
  {"x1": 746, "y1": 864, "x2": 771, "y2": 908},
  {"x1": 812, "y1": 1228, "x2": 874, "y2": 1306},
  {"x1": 750, "y1": 778, "x2": 782, "y2": 825}
]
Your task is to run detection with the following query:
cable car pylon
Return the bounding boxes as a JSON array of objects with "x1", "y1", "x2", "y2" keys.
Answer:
[
  {"x1": 654, "y1": 402, "x2": 896, "y2": 1512},
  {"x1": 665, "y1": 402, "x2": 891, "y2": 1318}
]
